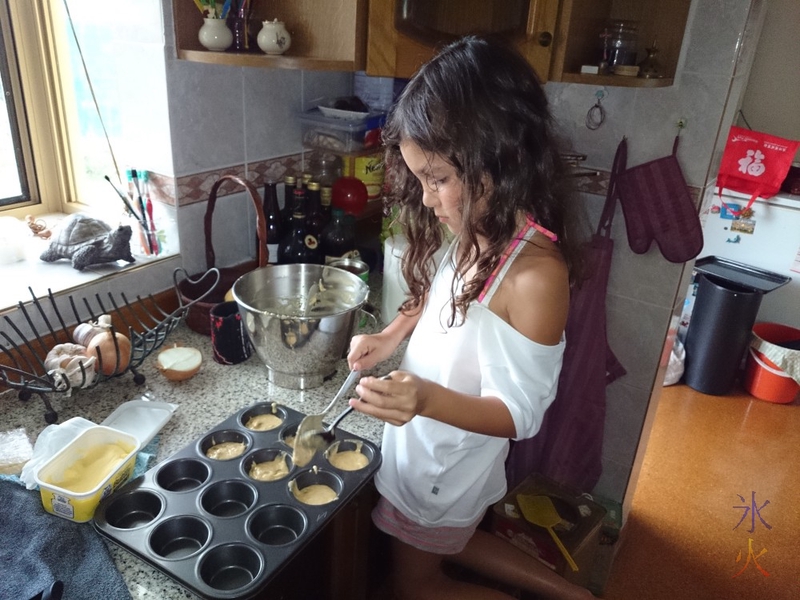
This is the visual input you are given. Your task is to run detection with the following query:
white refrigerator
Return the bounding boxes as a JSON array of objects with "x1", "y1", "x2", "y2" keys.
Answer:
[{"x1": 697, "y1": 188, "x2": 800, "y2": 330}]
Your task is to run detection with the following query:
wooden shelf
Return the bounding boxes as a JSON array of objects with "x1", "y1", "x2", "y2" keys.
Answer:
[
  {"x1": 177, "y1": 49, "x2": 361, "y2": 72},
  {"x1": 560, "y1": 72, "x2": 674, "y2": 88},
  {"x1": 174, "y1": 0, "x2": 367, "y2": 73},
  {"x1": 549, "y1": 0, "x2": 691, "y2": 88}
]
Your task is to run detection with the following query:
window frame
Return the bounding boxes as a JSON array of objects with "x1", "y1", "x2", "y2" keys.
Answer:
[{"x1": 2, "y1": 0, "x2": 80, "y2": 219}]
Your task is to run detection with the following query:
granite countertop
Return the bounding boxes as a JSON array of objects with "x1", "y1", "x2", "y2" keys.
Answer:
[{"x1": 3, "y1": 273, "x2": 403, "y2": 599}]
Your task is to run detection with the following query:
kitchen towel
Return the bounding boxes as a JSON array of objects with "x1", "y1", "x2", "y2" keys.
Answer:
[{"x1": 0, "y1": 477, "x2": 131, "y2": 600}]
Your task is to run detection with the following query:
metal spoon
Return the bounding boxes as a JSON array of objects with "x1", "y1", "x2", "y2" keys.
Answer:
[
  {"x1": 292, "y1": 369, "x2": 361, "y2": 467},
  {"x1": 296, "y1": 374, "x2": 392, "y2": 460}
]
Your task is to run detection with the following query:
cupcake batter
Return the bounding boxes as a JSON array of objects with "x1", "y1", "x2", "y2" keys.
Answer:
[
  {"x1": 245, "y1": 413, "x2": 283, "y2": 431},
  {"x1": 328, "y1": 443, "x2": 369, "y2": 471},
  {"x1": 291, "y1": 482, "x2": 338, "y2": 505},
  {"x1": 249, "y1": 455, "x2": 290, "y2": 481},
  {"x1": 206, "y1": 441, "x2": 246, "y2": 460}
]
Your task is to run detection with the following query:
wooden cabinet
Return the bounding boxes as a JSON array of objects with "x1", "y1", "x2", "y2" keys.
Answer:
[
  {"x1": 548, "y1": 0, "x2": 692, "y2": 87},
  {"x1": 171, "y1": 0, "x2": 691, "y2": 90},
  {"x1": 172, "y1": 0, "x2": 367, "y2": 72},
  {"x1": 366, "y1": 0, "x2": 559, "y2": 81}
]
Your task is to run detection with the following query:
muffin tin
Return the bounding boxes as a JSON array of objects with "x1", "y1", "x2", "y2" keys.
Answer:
[{"x1": 93, "y1": 402, "x2": 380, "y2": 600}]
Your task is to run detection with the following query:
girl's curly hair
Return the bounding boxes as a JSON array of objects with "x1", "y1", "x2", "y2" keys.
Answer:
[{"x1": 383, "y1": 35, "x2": 585, "y2": 326}]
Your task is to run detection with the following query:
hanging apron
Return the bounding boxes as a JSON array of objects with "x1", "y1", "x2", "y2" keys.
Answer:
[{"x1": 505, "y1": 142, "x2": 627, "y2": 493}]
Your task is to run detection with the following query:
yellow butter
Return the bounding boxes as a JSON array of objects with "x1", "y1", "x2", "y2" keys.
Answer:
[{"x1": 43, "y1": 441, "x2": 132, "y2": 494}]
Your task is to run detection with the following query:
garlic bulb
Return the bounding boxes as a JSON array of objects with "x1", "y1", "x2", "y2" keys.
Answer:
[
  {"x1": 44, "y1": 343, "x2": 97, "y2": 388},
  {"x1": 72, "y1": 314, "x2": 112, "y2": 346}
]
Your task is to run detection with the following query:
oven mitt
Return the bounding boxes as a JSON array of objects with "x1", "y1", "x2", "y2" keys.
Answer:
[{"x1": 614, "y1": 137, "x2": 703, "y2": 263}]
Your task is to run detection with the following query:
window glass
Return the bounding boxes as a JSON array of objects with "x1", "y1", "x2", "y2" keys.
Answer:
[
  {"x1": 0, "y1": 7, "x2": 32, "y2": 207},
  {"x1": 0, "y1": 72, "x2": 25, "y2": 203},
  {"x1": 53, "y1": 0, "x2": 125, "y2": 209}
]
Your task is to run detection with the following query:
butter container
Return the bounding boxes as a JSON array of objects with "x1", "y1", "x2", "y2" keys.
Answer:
[{"x1": 35, "y1": 425, "x2": 140, "y2": 523}]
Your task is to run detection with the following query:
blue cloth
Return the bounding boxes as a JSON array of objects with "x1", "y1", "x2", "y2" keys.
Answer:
[
  {"x1": 0, "y1": 477, "x2": 131, "y2": 600},
  {"x1": 133, "y1": 434, "x2": 160, "y2": 478}
]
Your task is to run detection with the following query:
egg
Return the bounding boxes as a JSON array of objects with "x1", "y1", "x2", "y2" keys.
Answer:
[{"x1": 87, "y1": 331, "x2": 132, "y2": 376}]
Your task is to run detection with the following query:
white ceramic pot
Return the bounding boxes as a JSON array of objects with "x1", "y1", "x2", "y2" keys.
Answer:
[
  {"x1": 257, "y1": 19, "x2": 291, "y2": 55},
  {"x1": 198, "y1": 18, "x2": 233, "y2": 52}
]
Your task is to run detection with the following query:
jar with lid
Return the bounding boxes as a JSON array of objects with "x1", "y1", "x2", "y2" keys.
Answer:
[
  {"x1": 600, "y1": 20, "x2": 639, "y2": 68},
  {"x1": 309, "y1": 154, "x2": 343, "y2": 187}
]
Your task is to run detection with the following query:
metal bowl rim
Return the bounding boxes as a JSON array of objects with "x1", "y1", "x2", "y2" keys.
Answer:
[{"x1": 231, "y1": 264, "x2": 369, "y2": 319}]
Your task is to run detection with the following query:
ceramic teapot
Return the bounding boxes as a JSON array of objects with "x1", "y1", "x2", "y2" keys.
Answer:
[{"x1": 257, "y1": 19, "x2": 291, "y2": 55}]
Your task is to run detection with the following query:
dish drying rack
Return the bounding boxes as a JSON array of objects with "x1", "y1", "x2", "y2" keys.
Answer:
[{"x1": 0, "y1": 268, "x2": 220, "y2": 424}]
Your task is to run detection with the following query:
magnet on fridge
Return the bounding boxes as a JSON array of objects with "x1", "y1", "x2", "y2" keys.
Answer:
[
  {"x1": 730, "y1": 219, "x2": 755, "y2": 234},
  {"x1": 720, "y1": 203, "x2": 741, "y2": 219}
]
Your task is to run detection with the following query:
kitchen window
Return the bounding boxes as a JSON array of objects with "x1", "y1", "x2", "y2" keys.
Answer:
[
  {"x1": 0, "y1": 0, "x2": 64, "y2": 217},
  {"x1": 1, "y1": 0, "x2": 154, "y2": 217},
  {"x1": 0, "y1": 0, "x2": 177, "y2": 313}
]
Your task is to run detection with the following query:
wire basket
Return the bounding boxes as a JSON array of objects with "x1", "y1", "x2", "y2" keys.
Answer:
[{"x1": 1, "y1": 268, "x2": 220, "y2": 423}]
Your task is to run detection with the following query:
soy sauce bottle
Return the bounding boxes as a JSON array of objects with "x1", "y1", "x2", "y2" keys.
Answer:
[
  {"x1": 278, "y1": 202, "x2": 323, "y2": 265},
  {"x1": 280, "y1": 174, "x2": 297, "y2": 232},
  {"x1": 305, "y1": 181, "x2": 328, "y2": 236},
  {"x1": 261, "y1": 180, "x2": 283, "y2": 264}
]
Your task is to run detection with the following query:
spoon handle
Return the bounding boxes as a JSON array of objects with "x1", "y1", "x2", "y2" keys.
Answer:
[
  {"x1": 328, "y1": 405, "x2": 354, "y2": 432},
  {"x1": 326, "y1": 373, "x2": 392, "y2": 435},
  {"x1": 321, "y1": 369, "x2": 361, "y2": 415}
]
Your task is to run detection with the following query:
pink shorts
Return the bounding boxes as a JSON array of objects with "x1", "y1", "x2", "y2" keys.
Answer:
[{"x1": 371, "y1": 496, "x2": 481, "y2": 555}]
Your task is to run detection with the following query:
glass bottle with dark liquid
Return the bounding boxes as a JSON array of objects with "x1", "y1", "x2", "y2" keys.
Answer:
[{"x1": 278, "y1": 196, "x2": 323, "y2": 265}]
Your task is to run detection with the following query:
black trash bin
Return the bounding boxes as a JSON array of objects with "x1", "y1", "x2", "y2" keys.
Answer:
[{"x1": 683, "y1": 257, "x2": 791, "y2": 395}]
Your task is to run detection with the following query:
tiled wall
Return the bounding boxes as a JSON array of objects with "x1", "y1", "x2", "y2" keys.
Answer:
[
  {"x1": 546, "y1": 0, "x2": 768, "y2": 505},
  {"x1": 158, "y1": 1, "x2": 352, "y2": 276}
]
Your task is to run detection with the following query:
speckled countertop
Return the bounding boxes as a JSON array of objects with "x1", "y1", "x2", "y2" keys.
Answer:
[{"x1": 4, "y1": 274, "x2": 404, "y2": 599}]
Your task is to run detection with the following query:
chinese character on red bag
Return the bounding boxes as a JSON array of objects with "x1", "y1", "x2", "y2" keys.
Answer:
[{"x1": 717, "y1": 126, "x2": 800, "y2": 216}]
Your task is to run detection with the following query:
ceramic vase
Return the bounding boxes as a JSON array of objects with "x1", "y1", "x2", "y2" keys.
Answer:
[
  {"x1": 257, "y1": 19, "x2": 291, "y2": 55},
  {"x1": 198, "y1": 18, "x2": 233, "y2": 52}
]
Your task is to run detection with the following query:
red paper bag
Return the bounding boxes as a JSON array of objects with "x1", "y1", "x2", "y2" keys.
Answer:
[{"x1": 716, "y1": 126, "x2": 799, "y2": 216}]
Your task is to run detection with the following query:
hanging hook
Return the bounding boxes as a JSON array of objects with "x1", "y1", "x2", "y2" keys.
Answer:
[{"x1": 586, "y1": 88, "x2": 607, "y2": 130}]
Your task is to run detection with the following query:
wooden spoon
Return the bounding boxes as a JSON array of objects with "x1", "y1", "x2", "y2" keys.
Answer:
[{"x1": 517, "y1": 494, "x2": 579, "y2": 572}]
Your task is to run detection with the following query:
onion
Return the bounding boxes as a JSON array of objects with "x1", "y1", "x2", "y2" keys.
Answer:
[
  {"x1": 156, "y1": 345, "x2": 202, "y2": 381},
  {"x1": 87, "y1": 331, "x2": 132, "y2": 376}
]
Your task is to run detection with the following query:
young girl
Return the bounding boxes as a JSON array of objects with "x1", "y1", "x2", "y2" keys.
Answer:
[{"x1": 346, "y1": 36, "x2": 593, "y2": 600}]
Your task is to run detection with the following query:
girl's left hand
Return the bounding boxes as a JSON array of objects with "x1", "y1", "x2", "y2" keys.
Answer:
[{"x1": 350, "y1": 371, "x2": 429, "y2": 426}]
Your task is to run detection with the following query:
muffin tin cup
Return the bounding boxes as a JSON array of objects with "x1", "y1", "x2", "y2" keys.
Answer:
[{"x1": 93, "y1": 402, "x2": 380, "y2": 600}]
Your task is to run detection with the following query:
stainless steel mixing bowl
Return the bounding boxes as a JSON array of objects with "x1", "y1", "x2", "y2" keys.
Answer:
[{"x1": 232, "y1": 264, "x2": 369, "y2": 389}]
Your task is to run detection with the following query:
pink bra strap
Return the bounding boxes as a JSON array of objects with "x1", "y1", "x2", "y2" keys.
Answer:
[{"x1": 477, "y1": 216, "x2": 557, "y2": 304}]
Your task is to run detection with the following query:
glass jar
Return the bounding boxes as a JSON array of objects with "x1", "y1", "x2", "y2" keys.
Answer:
[
  {"x1": 309, "y1": 154, "x2": 343, "y2": 187},
  {"x1": 601, "y1": 20, "x2": 639, "y2": 68}
]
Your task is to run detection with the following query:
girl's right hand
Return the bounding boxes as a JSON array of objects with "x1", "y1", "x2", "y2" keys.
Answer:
[{"x1": 347, "y1": 332, "x2": 396, "y2": 372}]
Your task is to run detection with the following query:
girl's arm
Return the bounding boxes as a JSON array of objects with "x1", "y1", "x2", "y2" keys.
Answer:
[
  {"x1": 354, "y1": 373, "x2": 516, "y2": 437},
  {"x1": 347, "y1": 305, "x2": 423, "y2": 372}
]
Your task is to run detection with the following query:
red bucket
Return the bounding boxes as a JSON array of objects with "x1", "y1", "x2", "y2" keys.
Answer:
[{"x1": 743, "y1": 323, "x2": 800, "y2": 404}]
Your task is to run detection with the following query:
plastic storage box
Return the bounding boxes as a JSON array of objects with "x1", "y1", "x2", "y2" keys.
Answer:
[
  {"x1": 35, "y1": 425, "x2": 140, "y2": 523},
  {"x1": 299, "y1": 109, "x2": 385, "y2": 153}
]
